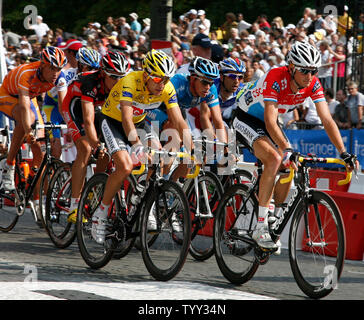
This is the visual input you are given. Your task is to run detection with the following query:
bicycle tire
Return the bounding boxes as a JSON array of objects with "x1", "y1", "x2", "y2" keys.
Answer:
[
  {"x1": 140, "y1": 180, "x2": 191, "y2": 281},
  {"x1": 214, "y1": 184, "x2": 260, "y2": 284},
  {"x1": 38, "y1": 158, "x2": 64, "y2": 228},
  {"x1": 186, "y1": 171, "x2": 223, "y2": 261},
  {"x1": 45, "y1": 164, "x2": 76, "y2": 248},
  {"x1": 0, "y1": 155, "x2": 20, "y2": 232},
  {"x1": 289, "y1": 190, "x2": 346, "y2": 299},
  {"x1": 76, "y1": 173, "x2": 115, "y2": 269}
]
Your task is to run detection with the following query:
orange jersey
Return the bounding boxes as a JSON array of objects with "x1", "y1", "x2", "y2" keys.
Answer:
[{"x1": 1, "y1": 61, "x2": 54, "y2": 98}]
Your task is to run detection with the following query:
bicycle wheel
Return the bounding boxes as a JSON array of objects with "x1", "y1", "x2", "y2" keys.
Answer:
[
  {"x1": 289, "y1": 190, "x2": 346, "y2": 299},
  {"x1": 0, "y1": 155, "x2": 25, "y2": 232},
  {"x1": 214, "y1": 184, "x2": 260, "y2": 284},
  {"x1": 38, "y1": 159, "x2": 64, "y2": 228},
  {"x1": 186, "y1": 171, "x2": 223, "y2": 261},
  {"x1": 76, "y1": 173, "x2": 115, "y2": 269},
  {"x1": 140, "y1": 180, "x2": 191, "y2": 281},
  {"x1": 45, "y1": 164, "x2": 76, "y2": 248},
  {"x1": 0, "y1": 156, "x2": 20, "y2": 232}
]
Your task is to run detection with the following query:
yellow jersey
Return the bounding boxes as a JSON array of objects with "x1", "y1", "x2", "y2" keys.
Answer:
[{"x1": 101, "y1": 71, "x2": 178, "y2": 123}]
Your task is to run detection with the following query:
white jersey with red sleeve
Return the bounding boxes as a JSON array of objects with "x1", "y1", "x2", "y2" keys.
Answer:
[{"x1": 236, "y1": 66, "x2": 326, "y2": 122}]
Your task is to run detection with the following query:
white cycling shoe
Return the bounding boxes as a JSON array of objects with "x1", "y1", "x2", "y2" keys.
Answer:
[{"x1": 252, "y1": 225, "x2": 278, "y2": 250}]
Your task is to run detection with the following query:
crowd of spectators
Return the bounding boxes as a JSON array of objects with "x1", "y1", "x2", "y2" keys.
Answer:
[{"x1": 2, "y1": 6, "x2": 364, "y2": 129}]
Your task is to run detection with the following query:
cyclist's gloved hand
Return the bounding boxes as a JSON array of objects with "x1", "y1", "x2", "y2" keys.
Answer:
[
  {"x1": 282, "y1": 148, "x2": 298, "y2": 170},
  {"x1": 340, "y1": 152, "x2": 358, "y2": 171}
]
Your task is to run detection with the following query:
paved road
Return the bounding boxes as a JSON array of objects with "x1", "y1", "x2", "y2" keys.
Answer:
[{"x1": 1, "y1": 210, "x2": 364, "y2": 301}]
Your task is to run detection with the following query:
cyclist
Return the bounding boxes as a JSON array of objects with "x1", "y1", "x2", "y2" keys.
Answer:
[
  {"x1": 214, "y1": 57, "x2": 246, "y2": 128},
  {"x1": 93, "y1": 49, "x2": 193, "y2": 244},
  {"x1": 233, "y1": 41, "x2": 357, "y2": 250},
  {"x1": 146, "y1": 56, "x2": 228, "y2": 179},
  {"x1": 62, "y1": 50, "x2": 128, "y2": 222},
  {"x1": 42, "y1": 40, "x2": 84, "y2": 159},
  {"x1": 0, "y1": 46, "x2": 67, "y2": 192}
]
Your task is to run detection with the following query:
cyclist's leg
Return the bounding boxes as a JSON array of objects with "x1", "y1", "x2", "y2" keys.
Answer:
[{"x1": 233, "y1": 113, "x2": 280, "y2": 249}]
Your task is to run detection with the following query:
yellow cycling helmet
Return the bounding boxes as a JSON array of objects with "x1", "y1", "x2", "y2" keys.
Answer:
[{"x1": 142, "y1": 49, "x2": 176, "y2": 78}]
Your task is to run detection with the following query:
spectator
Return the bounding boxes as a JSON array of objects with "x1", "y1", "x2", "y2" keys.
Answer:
[
  {"x1": 237, "y1": 13, "x2": 252, "y2": 33},
  {"x1": 301, "y1": 97, "x2": 323, "y2": 129},
  {"x1": 197, "y1": 10, "x2": 211, "y2": 36},
  {"x1": 318, "y1": 40, "x2": 332, "y2": 89},
  {"x1": 257, "y1": 14, "x2": 271, "y2": 32},
  {"x1": 251, "y1": 60, "x2": 265, "y2": 81},
  {"x1": 297, "y1": 7, "x2": 313, "y2": 30},
  {"x1": 103, "y1": 16, "x2": 116, "y2": 34},
  {"x1": 176, "y1": 33, "x2": 212, "y2": 74},
  {"x1": 221, "y1": 12, "x2": 239, "y2": 42},
  {"x1": 280, "y1": 108, "x2": 299, "y2": 129},
  {"x1": 118, "y1": 17, "x2": 131, "y2": 38},
  {"x1": 328, "y1": 44, "x2": 346, "y2": 91},
  {"x1": 26, "y1": 15, "x2": 50, "y2": 43},
  {"x1": 324, "y1": 88, "x2": 339, "y2": 116},
  {"x1": 142, "y1": 18, "x2": 151, "y2": 37},
  {"x1": 187, "y1": 9, "x2": 199, "y2": 36},
  {"x1": 333, "y1": 89, "x2": 350, "y2": 129},
  {"x1": 129, "y1": 13, "x2": 141, "y2": 39},
  {"x1": 171, "y1": 42, "x2": 183, "y2": 68},
  {"x1": 337, "y1": 5, "x2": 353, "y2": 43},
  {"x1": 347, "y1": 81, "x2": 364, "y2": 129}
]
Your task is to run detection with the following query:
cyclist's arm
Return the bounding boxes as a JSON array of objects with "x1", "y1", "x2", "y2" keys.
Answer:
[
  {"x1": 200, "y1": 102, "x2": 227, "y2": 144},
  {"x1": 166, "y1": 105, "x2": 194, "y2": 153},
  {"x1": 264, "y1": 100, "x2": 291, "y2": 152},
  {"x1": 315, "y1": 100, "x2": 346, "y2": 154},
  {"x1": 57, "y1": 90, "x2": 67, "y2": 117},
  {"x1": 82, "y1": 100, "x2": 99, "y2": 149},
  {"x1": 121, "y1": 101, "x2": 141, "y2": 146},
  {"x1": 18, "y1": 88, "x2": 34, "y2": 136}
]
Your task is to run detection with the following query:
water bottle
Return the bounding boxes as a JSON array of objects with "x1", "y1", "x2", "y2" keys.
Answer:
[
  {"x1": 19, "y1": 161, "x2": 30, "y2": 183},
  {"x1": 268, "y1": 199, "x2": 276, "y2": 225}
]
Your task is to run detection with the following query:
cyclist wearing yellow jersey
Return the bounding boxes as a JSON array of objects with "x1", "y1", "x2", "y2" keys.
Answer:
[{"x1": 92, "y1": 49, "x2": 193, "y2": 244}]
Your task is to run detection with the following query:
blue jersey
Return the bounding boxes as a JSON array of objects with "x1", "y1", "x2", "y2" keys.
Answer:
[{"x1": 170, "y1": 74, "x2": 219, "y2": 109}]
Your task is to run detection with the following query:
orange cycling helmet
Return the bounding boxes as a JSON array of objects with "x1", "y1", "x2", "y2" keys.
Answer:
[{"x1": 41, "y1": 46, "x2": 68, "y2": 68}]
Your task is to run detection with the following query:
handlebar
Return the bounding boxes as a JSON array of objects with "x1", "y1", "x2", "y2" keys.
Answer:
[
  {"x1": 280, "y1": 155, "x2": 352, "y2": 186},
  {"x1": 149, "y1": 148, "x2": 200, "y2": 179}
]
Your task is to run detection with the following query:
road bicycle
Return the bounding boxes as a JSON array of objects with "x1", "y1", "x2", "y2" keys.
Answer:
[
  {"x1": 0, "y1": 122, "x2": 67, "y2": 232},
  {"x1": 213, "y1": 153, "x2": 352, "y2": 299},
  {"x1": 76, "y1": 147, "x2": 198, "y2": 281}
]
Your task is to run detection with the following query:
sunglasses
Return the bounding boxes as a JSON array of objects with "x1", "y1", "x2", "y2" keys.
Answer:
[
  {"x1": 104, "y1": 70, "x2": 124, "y2": 80},
  {"x1": 197, "y1": 77, "x2": 214, "y2": 86},
  {"x1": 224, "y1": 73, "x2": 244, "y2": 80},
  {"x1": 149, "y1": 75, "x2": 170, "y2": 84},
  {"x1": 296, "y1": 67, "x2": 318, "y2": 75}
]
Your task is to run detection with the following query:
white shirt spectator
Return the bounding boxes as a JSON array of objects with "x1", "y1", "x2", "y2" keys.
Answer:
[
  {"x1": 303, "y1": 97, "x2": 321, "y2": 125},
  {"x1": 28, "y1": 16, "x2": 49, "y2": 43}
]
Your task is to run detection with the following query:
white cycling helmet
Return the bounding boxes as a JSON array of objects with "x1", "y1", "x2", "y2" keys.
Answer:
[{"x1": 287, "y1": 41, "x2": 321, "y2": 68}]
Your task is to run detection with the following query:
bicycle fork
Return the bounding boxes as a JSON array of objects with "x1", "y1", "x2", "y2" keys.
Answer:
[{"x1": 193, "y1": 177, "x2": 213, "y2": 219}]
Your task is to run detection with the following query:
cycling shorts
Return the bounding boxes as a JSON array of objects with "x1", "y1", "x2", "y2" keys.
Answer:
[
  {"x1": 233, "y1": 108, "x2": 273, "y2": 152},
  {"x1": 0, "y1": 86, "x2": 44, "y2": 124},
  {"x1": 99, "y1": 114, "x2": 158, "y2": 156}
]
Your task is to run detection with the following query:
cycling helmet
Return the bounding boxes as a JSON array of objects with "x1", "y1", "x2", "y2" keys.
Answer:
[
  {"x1": 101, "y1": 50, "x2": 130, "y2": 75},
  {"x1": 188, "y1": 57, "x2": 219, "y2": 79},
  {"x1": 76, "y1": 47, "x2": 101, "y2": 69},
  {"x1": 287, "y1": 41, "x2": 321, "y2": 68},
  {"x1": 41, "y1": 46, "x2": 67, "y2": 68},
  {"x1": 142, "y1": 49, "x2": 176, "y2": 78},
  {"x1": 219, "y1": 57, "x2": 246, "y2": 74}
]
